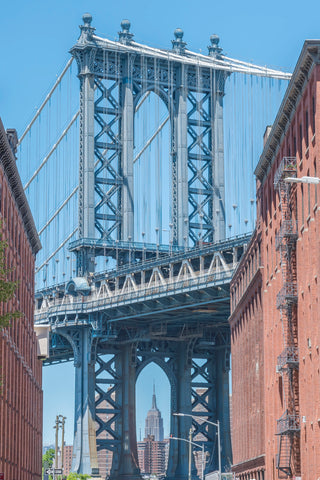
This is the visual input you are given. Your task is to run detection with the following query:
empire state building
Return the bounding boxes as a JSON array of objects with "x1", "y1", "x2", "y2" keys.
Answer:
[{"x1": 144, "y1": 385, "x2": 164, "y2": 441}]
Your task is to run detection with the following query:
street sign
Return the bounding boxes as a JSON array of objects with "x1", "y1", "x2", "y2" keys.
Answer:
[
  {"x1": 54, "y1": 469, "x2": 63, "y2": 475},
  {"x1": 45, "y1": 468, "x2": 53, "y2": 475}
]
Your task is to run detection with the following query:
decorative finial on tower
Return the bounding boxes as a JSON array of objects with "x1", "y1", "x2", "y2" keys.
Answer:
[
  {"x1": 172, "y1": 28, "x2": 187, "y2": 54},
  {"x1": 208, "y1": 34, "x2": 223, "y2": 58},
  {"x1": 119, "y1": 19, "x2": 134, "y2": 45},
  {"x1": 79, "y1": 13, "x2": 95, "y2": 43}
]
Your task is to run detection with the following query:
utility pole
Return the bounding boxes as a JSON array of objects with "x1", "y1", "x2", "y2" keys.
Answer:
[
  {"x1": 53, "y1": 414, "x2": 66, "y2": 480},
  {"x1": 169, "y1": 432, "x2": 204, "y2": 480},
  {"x1": 174, "y1": 412, "x2": 222, "y2": 480},
  {"x1": 60, "y1": 416, "x2": 66, "y2": 474},
  {"x1": 217, "y1": 420, "x2": 221, "y2": 480},
  {"x1": 54, "y1": 415, "x2": 60, "y2": 480},
  {"x1": 188, "y1": 427, "x2": 193, "y2": 480}
]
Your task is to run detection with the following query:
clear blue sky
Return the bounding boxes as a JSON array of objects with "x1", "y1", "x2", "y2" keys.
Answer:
[{"x1": 2, "y1": 0, "x2": 320, "y2": 447}]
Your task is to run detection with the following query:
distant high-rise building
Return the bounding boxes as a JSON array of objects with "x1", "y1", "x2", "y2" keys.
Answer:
[
  {"x1": 144, "y1": 384, "x2": 164, "y2": 441},
  {"x1": 138, "y1": 435, "x2": 168, "y2": 476},
  {"x1": 138, "y1": 386, "x2": 168, "y2": 475}
]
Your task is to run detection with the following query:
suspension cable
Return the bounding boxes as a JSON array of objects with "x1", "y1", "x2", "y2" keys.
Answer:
[
  {"x1": 18, "y1": 58, "x2": 74, "y2": 146},
  {"x1": 36, "y1": 228, "x2": 78, "y2": 273},
  {"x1": 24, "y1": 111, "x2": 79, "y2": 190},
  {"x1": 38, "y1": 187, "x2": 78, "y2": 236},
  {"x1": 134, "y1": 115, "x2": 169, "y2": 164}
]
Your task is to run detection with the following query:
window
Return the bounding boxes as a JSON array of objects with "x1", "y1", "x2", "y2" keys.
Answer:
[
  {"x1": 299, "y1": 123, "x2": 303, "y2": 159},
  {"x1": 314, "y1": 159, "x2": 317, "y2": 205},
  {"x1": 301, "y1": 184, "x2": 304, "y2": 226},
  {"x1": 307, "y1": 169, "x2": 310, "y2": 216},
  {"x1": 3, "y1": 194, "x2": 6, "y2": 221},
  {"x1": 312, "y1": 96, "x2": 315, "y2": 134},
  {"x1": 305, "y1": 110, "x2": 309, "y2": 148}
]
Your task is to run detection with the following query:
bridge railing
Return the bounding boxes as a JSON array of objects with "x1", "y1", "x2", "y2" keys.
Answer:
[
  {"x1": 35, "y1": 268, "x2": 233, "y2": 322},
  {"x1": 35, "y1": 232, "x2": 251, "y2": 298}
]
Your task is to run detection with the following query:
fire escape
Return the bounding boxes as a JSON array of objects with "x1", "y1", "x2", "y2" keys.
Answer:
[{"x1": 274, "y1": 157, "x2": 300, "y2": 478}]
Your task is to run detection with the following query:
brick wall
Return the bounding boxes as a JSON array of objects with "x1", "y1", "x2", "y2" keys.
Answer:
[
  {"x1": 229, "y1": 43, "x2": 320, "y2": 480},
  {"x1": 0, "y1": 120, "x2": 42, "y2": 480}
]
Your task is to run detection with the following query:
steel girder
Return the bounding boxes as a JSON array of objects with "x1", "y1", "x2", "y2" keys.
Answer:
[
  {"x1": 94, "y1": 77, "x2": 123, "y2": 241},
  {"x1": 70, "y1": 17, "x2": 229, "y2": 275},
  {"x1": 47, "y1": 331, "x2": 231, "y2": 478}
]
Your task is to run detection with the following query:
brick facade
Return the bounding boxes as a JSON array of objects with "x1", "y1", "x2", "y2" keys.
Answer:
[
  {"x1": 63, "y1": 445, "x2": 73, "y2": 477},
  {"x1": 229, "y1": 41, "x2": 320, "y2": 480},
  {"x1": 0, "y1": 118, "x2": 42, "y2": 480},
  {"x1": 137, "y1": 435, "x2": 168, "y2": 475},
  {"x1": 230, "y1": 231, "x2": 265, "y2": 479}
]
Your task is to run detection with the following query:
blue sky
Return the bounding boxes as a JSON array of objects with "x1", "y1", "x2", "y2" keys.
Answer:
[
  {"x1": 2, "y1": 0, "x2": 320, "y2": 134},
  {"x1": 2, "y1": 0, "x2": 320, "y2": 447}
]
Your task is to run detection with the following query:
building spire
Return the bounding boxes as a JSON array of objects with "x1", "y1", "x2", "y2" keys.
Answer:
[{"x1": 152, "y1": 382, "x2": 157, "y2": 409}]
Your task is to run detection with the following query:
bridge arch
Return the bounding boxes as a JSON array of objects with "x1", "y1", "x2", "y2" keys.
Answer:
[
  {"x1": 134, "y1": 89, "x2": 172, "y2": 244},
  {"x1": 134, "y1": 86, "x2": 171, "y2": 113},
  {"x1": 135, "y1": 357, "x2": 174, "y2": 476}
]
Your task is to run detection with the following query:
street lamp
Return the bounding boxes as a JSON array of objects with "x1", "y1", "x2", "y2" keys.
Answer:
[
  {"x1": 169, "y1": 429, "x2": 205, "y2": 480},
  {"x1": 285, "y1": 175, "x2": 320, "y2": 184},
  {"x1": 173, "y1": 412, "x2": 221, "y2": 480}
]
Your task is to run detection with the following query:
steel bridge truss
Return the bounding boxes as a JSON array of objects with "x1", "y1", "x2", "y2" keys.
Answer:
[
  {"x1": 37, "y1": 236, "x2": 248, "y2": 479},
  {"x1": 44, "y1": 328, "x2": 231, "y2": 479},
  {"x1": 32, "y1": 13, "x2": 292, "y2": 480},
  {"x1": 70, "y1": 15, "x2": 228, "y2": 275}
]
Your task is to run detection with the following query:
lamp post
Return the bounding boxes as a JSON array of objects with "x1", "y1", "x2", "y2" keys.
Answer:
[
  {"x1": 173, "y1": 412, "x2": 221, "y2": 480},
  {"x1": 284, "y1": 176, "x2": 320, "y2": 184},
  {"x1": 169, "y1": 431, "x2": 205, "y2": 480}
]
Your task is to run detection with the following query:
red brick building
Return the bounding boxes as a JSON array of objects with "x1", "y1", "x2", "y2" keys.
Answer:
[
  {"x1": 0, "y1": 118, "x2": 42, "y2": 479},
  {"x1": 63, "y1": 445, "x2": 73, "y2": 477},
  {"x1": 137, "y1": 435, "x2": 168, "y2": 476},
  {"x1": 230, "y1": 40, "x2": 320, "y2": 480}
]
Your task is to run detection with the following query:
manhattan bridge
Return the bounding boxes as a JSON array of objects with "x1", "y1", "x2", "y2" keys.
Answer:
[{"x1": 18, "y1": 14, "x2": 291, "y2": 479}]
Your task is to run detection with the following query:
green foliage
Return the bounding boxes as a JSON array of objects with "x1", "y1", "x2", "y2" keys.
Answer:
[
  {"x1": 42, "y1": 448, "x2": 55, "y2": 479},
  {"x1": 0, "y1": 222, "x2": 21, "y2": 329},
  {"x1": 66, "y1": 474, "x2": 91, "y2": 480}
]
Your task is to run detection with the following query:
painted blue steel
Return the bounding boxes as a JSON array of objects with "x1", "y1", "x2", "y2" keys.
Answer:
[
  {"x1": 70, "y1": 15, "x2": 230, "y2": 278},
  {"x1": 36, "y1": 231, "x2": 249, "y2": 478},
  {"x1": 35, "y1": 233, "x2": 250, "y2": 300},
  {"x1": 33, "y1": 10, "x2": 283, "y2": 479}
]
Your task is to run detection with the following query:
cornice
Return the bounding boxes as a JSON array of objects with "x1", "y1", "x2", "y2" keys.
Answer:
[
  {"x1": 255, "y1": 40, "x2": 320, "y2": 183},
  {"x1": 0, "y1": 118, "x2": 41, "y2": 255}
]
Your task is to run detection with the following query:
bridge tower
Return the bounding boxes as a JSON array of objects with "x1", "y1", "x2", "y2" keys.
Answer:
[
  {"x1": 70, "y1": 14, "x2": 227, "y2": 276},
  {"x1": 64, "y1": 14, "x2": 230, "y2": 479}
]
